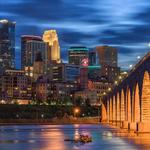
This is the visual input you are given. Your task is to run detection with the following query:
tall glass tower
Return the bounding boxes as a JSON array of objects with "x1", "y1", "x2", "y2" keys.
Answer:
[{"x1": 0, "y1": 19, "x2": 15, "y2": 73}]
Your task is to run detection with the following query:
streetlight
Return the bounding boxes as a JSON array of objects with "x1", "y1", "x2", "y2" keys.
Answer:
[
  {"x1": 114, "y1": 80, "x2": 118, "y2": 85},
  {"x1": 74, "y1": 108, "x2": 80, "y2": 118},
  {"x1": 108, "y1": 88, "x2": 111, "y2": 92},
  {"x1": 129, "y1": 64, "x2": 133, "y2": 68},
  {"x1": 137, "y1": 56, "x2": 141, "y2": 60}
]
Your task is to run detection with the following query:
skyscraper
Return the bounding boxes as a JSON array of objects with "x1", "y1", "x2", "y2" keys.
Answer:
[
  {"x1": 95, "y1": 46, "x2": 120, "y2": 82},
  {"x1": 96, "y1": 46, "x2": 117, "y2": 67},
  {"x1": 25, "y1": 40, "x2": 50, "y2": 72},
  {"x1": 21, "y1": 35, "x2": 42, "y2": 69},
  {"x1": 48, "y1": 63, "x2": 80, "y2": 82},
  {"x1": 42, "y1": 30, "x2": 60, "y2": 63},
  {"x1": 68, "y1": 47, "x2": 89, "y2": 65},
  {"x1": 0, "y1": 19, "x2": 15, "y2": 73}
]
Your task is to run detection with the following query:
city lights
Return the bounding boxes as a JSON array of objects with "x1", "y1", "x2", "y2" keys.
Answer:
[
  {"x1": 137, "y1": 56, "x2": 141, "y2": 59},
  {"x1": 0, "y1": 0, "x2": 150, "y2": 149}
]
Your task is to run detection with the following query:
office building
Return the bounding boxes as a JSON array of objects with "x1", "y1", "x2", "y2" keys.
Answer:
[
  {"x1": 1, "y1": 69, "x2": 32, "y2": 104},
  {"x1": 48, "y1": 63, "x2": 80, "y2": 82},
  {"x1": 95, "y1": 46, "x2": 120, "y2": 82},
  {"x1": 43, "y1": 30, "x2": 60, "y2": 63},
  {"x1": 35, "y1": 76, "x2": 78, "y2": 102},
  {"x1": 25, "y1": 40, "x2": 50, "y2": 71},
  {"x1": 88, "y1": 50, "x2": 99, "y2": 66},
  {"x1": 68, "y1": 47, "x2": 89, "y2": 65},
  {"x1": 21, "y1": 35, "x2": 42, "y2": 69},
  {"x1": 0, "y1": 19, "x2": 15, "y2": 73},
  {"x1": 96, "y1": 46, "x2": 117, "y2": 67},
  {"x1": 88, "y1": 66, "x2": 101, "y2": 81},
  {"x1": 33, "y1": 51, "x2": 45, "y2": 81}
]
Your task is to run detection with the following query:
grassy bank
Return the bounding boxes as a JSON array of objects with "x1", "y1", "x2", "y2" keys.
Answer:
[
  {"x1": 0, "y1": 104, "x2": 99, "y2": 120},
  {"x1": 0, "y1": 117, "x2": 100, "y2": 125}
]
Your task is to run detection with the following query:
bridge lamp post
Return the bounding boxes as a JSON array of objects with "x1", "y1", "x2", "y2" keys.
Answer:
[
  {"x1": 103, "y1": 92, "x2": 106, "y2": 95},
  {"x1": 148, "y1": 42, "x2": 150, "y2": 47},
  {"x1": 108, "y1": 88, "x2": 112, "y2": 92},
  {"x1": 129, "y1": 64, "x2": 133, "y2": 68},
  {"x1": 137, "y1": 56, "x2": 141, "y2": 60},
  {"x1": 119, "y1": 76, "x2": 122, "y2": 80},
  {"x1": 114, "y1": 81, "x2": 118, "y2": 85}
]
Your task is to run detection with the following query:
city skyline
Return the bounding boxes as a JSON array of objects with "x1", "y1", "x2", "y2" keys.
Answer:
[{"x1": 1, "y1": 0, "x2": 150, "y2": 69}]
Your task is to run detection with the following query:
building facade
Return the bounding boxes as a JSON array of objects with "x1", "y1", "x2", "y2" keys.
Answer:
[
  {"x1": 1, "y1": 69, "x2": 32, "y2": 104},
  {"x1": 96, "y1": 46, "x2": 118, "y2": 67},
  {"x1": 21, "y1": 35, "x2": 42, "y2": 69},
  {"x1": 0, "y1": 19, "x2": 15, "y2": 73},
  {"x1": 25, "y1": 40, "x2": 49, "y2": 69},
  {"x1": 43, "y1": 30, "x2": 60, "y2": 63},
  {"x1": 68, "y1": 47, "x2": 89, "y2": 65},
  {"x1": 48, "y1": 63, "x2": 80, "y2": 82},
  {"x1": 95, "y1": 46, "x2": 120, "y2": 82}
]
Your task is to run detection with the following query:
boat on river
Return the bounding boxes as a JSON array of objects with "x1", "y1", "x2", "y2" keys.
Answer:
[{"x1": 64, "y1": 135, "x2": 92, "y2": 143}]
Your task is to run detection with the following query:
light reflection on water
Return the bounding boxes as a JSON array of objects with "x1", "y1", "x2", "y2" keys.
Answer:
[{"x1": 0, "y1": 125, "x2": 149, "y2": 150}]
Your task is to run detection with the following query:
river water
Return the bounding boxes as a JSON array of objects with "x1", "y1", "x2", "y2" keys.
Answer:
[{"x1": 0, "y1": 124, "x2": 149, "y2": 150}]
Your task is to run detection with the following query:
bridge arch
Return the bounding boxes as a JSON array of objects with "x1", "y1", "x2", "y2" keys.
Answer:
[
  {"x1": 107, "y1": 98, "x2": 110, "y2": 122},
  {"x1": 127, "y1": 88, "x2": 132, "y2": 122},
  {"x1": 116, "y1": 92, "x2": 120, "y2": 122},
  {"x1": 133, "y1": 83, "x2": 141, "y2": 122},
  {"x1": 120, "y1": 89, "x2": 125, "y2": 121},
  {"x1": 112, "y1": 95, "x2": 116, "y2": 122},
  {"x1": 141, "y1": 71, "x2": 150, "y2": 122},
  {"x1": 109, "y1": 97, "x2": 113, "y2": 122}
]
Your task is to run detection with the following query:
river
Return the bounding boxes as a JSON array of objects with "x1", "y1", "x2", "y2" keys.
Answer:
[{"x1": 0, "y1": 124, "x2": 149, "y2": 150}]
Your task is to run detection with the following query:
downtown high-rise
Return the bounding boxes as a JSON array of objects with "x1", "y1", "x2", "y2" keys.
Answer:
[
  {"x1": 68, "y1": 47, "x2": 89, "y2": 65},
  {"x1": 0, "y1": 19, "x2": 15, "y2": 74},
  {"x1": 21, "y1": 35, "x2": 42, "y2": 69},
  {"x1": 43, "y1": 30, "x2": 61, "y2": 63}
]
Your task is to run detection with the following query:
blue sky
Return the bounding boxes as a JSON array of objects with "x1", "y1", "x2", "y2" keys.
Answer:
[{"x1": 1, "y1": 0, "x2": 150, "y2": 69}]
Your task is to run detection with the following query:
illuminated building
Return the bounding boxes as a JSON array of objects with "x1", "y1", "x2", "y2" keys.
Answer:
[
  {"x1": 100, "y1": 65, "x2": 120, "y2": 82},
  {"x1": 36, "y1": 76, "x2": 78, "y2": 102},
  {"x1": 88, "y1": 50, "x2": 99, "y2": 66},
  {"x1": 68, "y1": 47, "x2": 89, "y2": 89},
  {"x1": 1, "y1": 69, "x2": 32, "y2": 103},
  {"x1": 24, "y1": 66, "x2": 33, "y2": 78},
  {"x1": 74, "y1": 90, "x2": 98, "y2": 106},
  {"x1": 33, "y1": 51, "x2": 45, "y2": 81},
  {"x1": 88, "y1": 65, "x2": 101, "y2": 81},
  {"x1": 48, "y1": 63, "x2": 80, "y2": 82},
  {"x1": 74, "y1": 78, "x2": 112, "y2": 105},
  {"x1": 0, "y1": 19, "x2": 15, "y2": 73},
  {"x1": 96, "y1": 46, "x2": 118, "y2": 67},
  {"x1": 21, "y1": 35, "x2": 42, "y2": 69},
  {"x1": 77, "y1": 56, "x2": 89, "y2": 90},
  {"x1": 25, "y1": 40, "x2": 49, "y2": 69},
  {"x1": 42, "y1": 30, "x2": 60, "y2": 63},
  {"x1": 35, "y1": 76, "x2": 49, "y2": 102},
  {"x1": 92, "y1": 80, "x2": 112, "y2": 99},
  {"x1": 95, "y1": 46, "x2": 120, "y2": 82},
  {"x1": 68, "y1": 47, "x2": 89, "y2": 65}
]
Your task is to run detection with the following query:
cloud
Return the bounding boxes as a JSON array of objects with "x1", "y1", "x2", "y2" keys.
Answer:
[{"x1": 1, "y1": 0, "x2": 150, "y2": 69}]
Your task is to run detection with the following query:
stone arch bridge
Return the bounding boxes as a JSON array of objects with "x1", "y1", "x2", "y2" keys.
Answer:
[{"x1": 101, "y1": 52, "x2": 150, "y2": 132}]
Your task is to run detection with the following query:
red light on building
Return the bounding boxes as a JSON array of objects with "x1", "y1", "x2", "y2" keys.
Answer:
[{"x1": 81, "y1": 58, "x2": 88, "y2": 67}]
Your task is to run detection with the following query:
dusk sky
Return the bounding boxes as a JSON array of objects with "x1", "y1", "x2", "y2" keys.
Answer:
[{"x1": 1, "y1": 0, "x2": 150, "y2": 69}]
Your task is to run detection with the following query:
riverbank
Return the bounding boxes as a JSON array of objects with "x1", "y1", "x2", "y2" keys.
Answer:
[{"x1": 0, "y1": 117, "x2": 101, "y2": 125}]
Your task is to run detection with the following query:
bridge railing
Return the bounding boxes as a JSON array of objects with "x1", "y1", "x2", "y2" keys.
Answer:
[{"x1": 126, "y1": 51, "x2": 150, "y2": 78}]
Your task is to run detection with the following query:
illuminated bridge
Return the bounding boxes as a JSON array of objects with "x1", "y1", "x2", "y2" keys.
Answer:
[{"x1": 101, "y1": 52, "x2": 150, "y2": 132}]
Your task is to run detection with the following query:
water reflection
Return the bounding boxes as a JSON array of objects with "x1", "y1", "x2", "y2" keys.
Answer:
[{"x1": 0, "y1": 125, "x2": 150, "y2": 150}]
